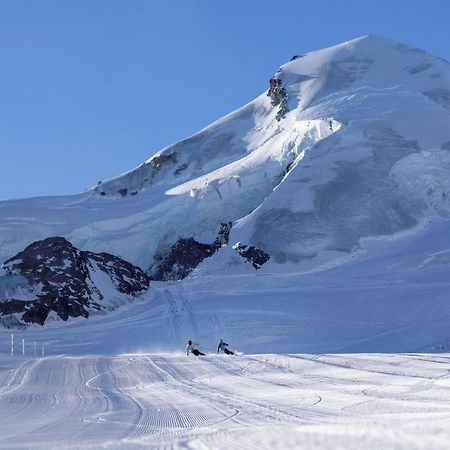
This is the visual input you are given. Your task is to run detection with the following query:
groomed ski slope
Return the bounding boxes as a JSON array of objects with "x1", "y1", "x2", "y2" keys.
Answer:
[{"x1": 1, "y1": 353, "x2": 450, "y2": 449}]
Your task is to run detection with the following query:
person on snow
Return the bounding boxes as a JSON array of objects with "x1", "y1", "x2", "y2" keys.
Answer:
[
  {"x1": 186, "y1": 340, "x2": 206, "y2": 356},
  {"x1": 217, "y1": 339, "x2": 235, "y2": 355}
]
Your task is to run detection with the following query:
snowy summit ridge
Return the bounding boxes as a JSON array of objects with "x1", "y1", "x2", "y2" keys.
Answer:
[{"x1": 1, "y1": 35, "x2": 450, "y2": 327}]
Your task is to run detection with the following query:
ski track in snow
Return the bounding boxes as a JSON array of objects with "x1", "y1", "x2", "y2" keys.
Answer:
[{"x1": 0, "y1": 354, "x2": 450, "y2": 449}]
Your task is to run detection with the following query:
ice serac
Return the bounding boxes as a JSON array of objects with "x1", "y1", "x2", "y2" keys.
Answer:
[
  {"x1": 0, "y1": 35, "x2": 449, "y2": 292},
  {"x1": 0, "y1": 237, "x2": 149, "y2": 327},
  {"x1": 225, "y1": 34, "x2": 450, "y2": 270},
  {"x1": 0, "y1": 40, "x2": 341, "y2": 272}
]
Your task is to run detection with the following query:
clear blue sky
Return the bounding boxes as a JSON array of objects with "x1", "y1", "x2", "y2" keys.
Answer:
[{"x1": 1, "y1": 0, "x2": 449, "y2": 199}]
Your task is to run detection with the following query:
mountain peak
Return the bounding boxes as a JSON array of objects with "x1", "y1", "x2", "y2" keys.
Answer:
[
  {"x1": 347, "y1": 33, "x2": 396, "y2": 44},
  {"x1": 319, "y1": 33, "x2": 418, "y2": 54},
  {"x1": 278, "y1": 33, "x2": 449, "y2": 116},
  {"x1": 0, "y1": 35, "x2": 449, "y2": 286}
]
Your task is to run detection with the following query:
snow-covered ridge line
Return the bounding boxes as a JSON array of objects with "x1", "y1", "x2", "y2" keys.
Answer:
[{"x1": 165, "y1": 119, "x2": 340, "y2": 198}]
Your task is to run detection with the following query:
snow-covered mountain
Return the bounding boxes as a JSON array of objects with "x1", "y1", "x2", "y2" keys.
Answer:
[
  {"x1": 0, "y1": 237, "x2": 149, "y2": 326},
  {"x1": 1, "y1": 35, "x2": 450, "y2": 340}
]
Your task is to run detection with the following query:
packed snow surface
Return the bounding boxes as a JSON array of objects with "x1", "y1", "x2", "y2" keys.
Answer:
[{"x1": 1, "y1": 353, "x2": 450, "y2": 449}]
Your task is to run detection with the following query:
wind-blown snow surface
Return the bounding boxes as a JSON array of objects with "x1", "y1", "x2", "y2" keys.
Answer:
[{"x1": 1, "y1": 353, "x2": 450, "y2": 449}]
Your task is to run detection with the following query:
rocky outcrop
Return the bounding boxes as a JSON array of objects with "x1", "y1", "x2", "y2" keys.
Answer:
[
  {"x1": 95, "y1": 152, "x2": 179, "y2": 197},
  {"x1": 148, "y1": 152, "x2": 178, "y2": 170},
  {"x1": 0, "y1": 237, "x2": 149, "y2": 326},
  {"x1": 174, "y1": 163, "x2": 189, "y2": 176},
  {"x1": 151, "y1": 222, "x2": 232, "y2": 280},
  {"x1": 234, "y1": 243, "x2": 270, "y2": 270},
  {"x1": 267, "y1": 78, "x2": 288, "y2": 121}
]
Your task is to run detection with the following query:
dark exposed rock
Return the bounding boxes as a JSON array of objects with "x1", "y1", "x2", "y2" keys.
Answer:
[
  {"x1": 267, "y1": 77, "x2": 288, "y2": 121},
  {"x1": 149, "y1": 152, "x2": 178, "y2": 170},
  {"x1": 0, "y1": 299, "x2": 52, "y2": 325},
  {"x1": 151, "y1": 238, "x2": 214, "y2": 281},
  {"x1": 87, "y1": 251, "x2": 149, "y2": 295},
  {"x1": 285, "y1": 160, "x2": 295, "y2": 173},
  {"x1": 216, "y1": 222, "x2": 232, "y2": 247},
  {"x1": 94, "y1": 152, "x2": 179, "y2": 198},
  {"x1": 277, "y1": 159, "x2": 296, "y2": 183},
  {"x1": 151, "y1": 222, "x2": 232, "y2": 281},
  {"x1": 234, "y1": 243, "x2": 270, "y2": 270},
  {"x1": 0, "y1": 237, "x2": 149, "y2": 326},
  {"x1": 174, "y1": 163, "x2": 189, "y2": 176}
]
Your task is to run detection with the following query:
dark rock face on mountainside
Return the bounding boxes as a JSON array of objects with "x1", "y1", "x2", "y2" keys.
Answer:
[
  {"x1": 234, "y1": 243, "x2": 270, "y2": 269},
  {"x1": 151, "y1": 222, "x2": 232, "y2": 281},
  {"x1": 267, "y1": 77, "x2": 288, "y2": 121},
  {"x1": 95, "y1": 151, "x2": 180, "y2": 197},
  {"x1": 0, "y1": 237, "x2": 149, "y2": 326}
]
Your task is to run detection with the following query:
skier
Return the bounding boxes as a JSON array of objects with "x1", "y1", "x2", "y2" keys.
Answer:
[
  {"x1": 186, "y1": 340, "x2": 206, "y2": 356},
  {"x1": 217, "y1": 339, "x2": 235, "y2": 355}
]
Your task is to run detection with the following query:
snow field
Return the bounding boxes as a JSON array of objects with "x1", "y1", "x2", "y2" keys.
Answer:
[
  {"x1": 1, "y1": 353, "x2": 450, "y2": 449},
  {"x1": 3, "y1": 216, "x2": 450, "y2": 358}
]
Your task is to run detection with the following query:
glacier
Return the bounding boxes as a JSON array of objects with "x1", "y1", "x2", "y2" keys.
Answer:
[
  {"x1": 0, "y1": 35, "x2": 449, "y2": 276},
  {"x1": 1, "y1": 34, "x2": 450, "y2": 450},
  {"x1": 0, "y1": 34, "x2": 449, "y2": 344},
  {"x1": 0, "y1": 34, "x2": 449, "y2": 347}
]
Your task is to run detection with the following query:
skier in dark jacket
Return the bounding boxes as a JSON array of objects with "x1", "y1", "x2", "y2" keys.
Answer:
[
  {"x1": 186, "y1": 340, "x2": 206, "y2": 356},
  {"x1": 217, "y1": 339, "x2": 235, "y2": 355}
]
